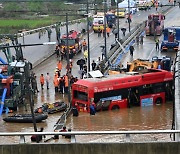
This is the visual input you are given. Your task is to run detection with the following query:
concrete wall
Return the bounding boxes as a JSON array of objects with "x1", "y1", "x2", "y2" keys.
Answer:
[{"x1": 0, "y1": 142, "x2": 180, "y2": 154}]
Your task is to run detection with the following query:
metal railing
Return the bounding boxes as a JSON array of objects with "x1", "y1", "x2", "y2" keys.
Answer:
[{"x1": 0, "y1": 130, "x2": 179, "y2": 144}]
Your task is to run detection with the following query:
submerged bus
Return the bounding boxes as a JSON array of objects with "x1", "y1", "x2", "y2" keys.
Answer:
[{"x1": 72, "y1": 69, "x2": 173, "y2": 112}]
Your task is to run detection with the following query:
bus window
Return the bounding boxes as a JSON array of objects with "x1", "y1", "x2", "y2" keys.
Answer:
[
  {"x1": 152, "y1": 82, "x2": 164, "y2": 93},
  {"x1": 142, "y1": 84, "x2": 153, "y2": 95},
  {"x1": 94, "y1": 88, "x2": 128, "y2": 103},
  {"x1": 74, "y1": 90, "x2": 88, "y2": 101}
]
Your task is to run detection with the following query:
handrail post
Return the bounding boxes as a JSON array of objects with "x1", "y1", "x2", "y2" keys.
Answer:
[
  {"x1": 125, "y1": 134, "x2": 130, "y2": 142},
  {"x1": 19, "y1": 135, "x2": 25, "y2": 144},
  {"x1": 71, "y1": 135, "x2": 76, "y2": 143}
]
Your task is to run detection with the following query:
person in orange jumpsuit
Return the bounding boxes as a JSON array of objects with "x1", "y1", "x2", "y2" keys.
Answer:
[
  {"x1": 57, "y1": 60, "x2": 62, "y2": 74},
  {"x1": 53, "y1": 74, "x2": 59, "y2": 92},
  {"x1": 106, "y1": 27, "x2": 111, "y2": 37},
  {"x1": 82, "y1": 39, "x2": 87, "y2": 51},
  {"x1": 64, "y1": 75, "x2": 69, "y2": 94},
  {"x1": 40, "y1": 74, "x2": 45, "y2": 90}
]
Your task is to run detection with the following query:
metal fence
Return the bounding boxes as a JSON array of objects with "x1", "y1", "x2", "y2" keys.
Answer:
[{"x1": 0, "y1": 130, "x2": 179, "y2": 144}]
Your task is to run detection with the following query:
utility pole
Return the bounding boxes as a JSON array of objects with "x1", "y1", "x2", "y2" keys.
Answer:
[
  {"x1": 65, "y1": 13, "x2": 71, "y2": 107},
  {"x1": 87, "y1": 0, "x2": 91, "y2": 72},
  {"x1": 103, "y1": 0, "x2": 107, "y2": 62},
  {"x1": 116, "y1": 0, "x2": 120, "y2": 41},
  {"x1": 128, "y1": 0, "x2": 131, "y2": 32}
]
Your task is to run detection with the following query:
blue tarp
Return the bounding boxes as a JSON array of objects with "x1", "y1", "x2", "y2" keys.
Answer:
[{"x1": 0, "y1": 88, "x2": 7, "y2": 115}]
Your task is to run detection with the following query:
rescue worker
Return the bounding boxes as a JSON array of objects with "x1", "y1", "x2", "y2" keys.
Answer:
[
  {"x1": 53, "y1": 74, "x2": 59, "y2": 93},
  {"x1": 45, "y1": 73, "x2": 50, "y2": 90},
  {"x1": 155, "y1": 38, "x2": 159, "y2": 51},
  {"x1": 64, "y1": 75, "x2": 69, "y2": 94},
  {"x1": 40, "y1": 74, "x2": 45, "y2": 90},
  {"x1": 82, "y1": 39, "x2": 87, "y2": 51},
  {"x1": 106, "y1": 27, "x2": 111, "y2": 37},
  {"x1": 57, "y1": 60, "x2": 62, "y2": 73},
  {"x1": 83, "y1": 49, "x2": 88, "y2": 62},
  {"x1": 54, "y1": 67, "x2": 60, "y2": 77},
  {"x1": 59, "y1": 77, "x2": 64, "y2": 94}
]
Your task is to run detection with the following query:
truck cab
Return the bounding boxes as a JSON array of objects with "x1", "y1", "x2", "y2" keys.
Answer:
[{"x1": 161, "y1": 27, "x2": 180, "y2": 52}]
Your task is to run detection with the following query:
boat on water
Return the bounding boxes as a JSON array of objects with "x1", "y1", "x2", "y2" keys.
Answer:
[
  {"x1": 34, "y1": 101, "x2": 67, "y2": 114},
  {"x1": 3, "y1": 114, "x2": 48, "y2": 123}
]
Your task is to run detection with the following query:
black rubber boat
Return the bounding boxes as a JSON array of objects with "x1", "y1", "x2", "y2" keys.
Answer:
[
  {"x1": 34, "y1": 101, "x2": 67, "y2": 114},
  {"x1": 3, "y1": 114, "x2": 48, "y2": 123}
]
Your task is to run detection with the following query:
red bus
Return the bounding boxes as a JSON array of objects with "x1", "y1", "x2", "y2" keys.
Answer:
[{"x1": 72, "y1": 69, "x2": 173, "y2": 112}]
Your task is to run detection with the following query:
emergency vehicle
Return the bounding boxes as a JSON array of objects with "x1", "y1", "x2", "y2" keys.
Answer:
[
  {"x1": 60, "y1": 30, "x2": 82, "y2": 54},
  {"x1": 145, "y1": 13, "x2": 165, "y2": 36}
]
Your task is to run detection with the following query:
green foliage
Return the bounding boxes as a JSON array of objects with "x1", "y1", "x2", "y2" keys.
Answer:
[
  {"x1": 3, "y1": 2, "x2": 21, "y2": 11},
  {"x1": 27, "y1": 1, "x2": 43, "y2": 11}
]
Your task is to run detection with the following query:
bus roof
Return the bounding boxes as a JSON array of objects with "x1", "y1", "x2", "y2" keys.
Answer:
[{"x1": 73, "y1": 69, "x2": 173, "y2": 89}]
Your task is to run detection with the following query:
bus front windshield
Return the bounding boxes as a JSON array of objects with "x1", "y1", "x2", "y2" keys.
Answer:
[
  {"x1": 74, "y1": 90, "x2": 88, "y2": 102},
  {"x1": 61, "y1": 39, "x2": 75, "y2": 46}
]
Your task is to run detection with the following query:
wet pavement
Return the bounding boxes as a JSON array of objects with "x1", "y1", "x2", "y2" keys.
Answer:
[{"x1": 0, "y1": 4, "x2": 179, "y2": 144}]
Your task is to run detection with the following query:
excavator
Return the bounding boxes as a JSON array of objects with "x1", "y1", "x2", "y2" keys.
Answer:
[{"x1": 108, "y1": 56, "x2": 171, "y2": 75}]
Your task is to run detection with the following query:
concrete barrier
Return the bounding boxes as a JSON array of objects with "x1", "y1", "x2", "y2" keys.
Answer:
[{"x1": 0, "y1": 142, "x2": 179, "y2": 154}]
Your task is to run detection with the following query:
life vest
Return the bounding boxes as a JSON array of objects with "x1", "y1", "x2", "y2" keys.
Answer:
[
  {"x1": 106, "y1": 27, "x2": 110, "y2": 33},
  {"x1": 64, "y1": 75, "x2": 68, "y2": 87},
  {"x1": 57, "y1": 61, "x2": 62, "y2": 70},
  {"x1": 82, "y1": 40, "x2": 87, "y2": 46},
  {"x1": 40, "y1": 76, "x2": 45, "y2": 84},
  {"x1": 53, "y1": 76, "x2": 59, "y2": 87}
]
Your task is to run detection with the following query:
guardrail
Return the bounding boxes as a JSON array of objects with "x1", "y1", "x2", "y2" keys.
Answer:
[{"x1": 0, "y1": 130, "x2": 179, "y2": 144}]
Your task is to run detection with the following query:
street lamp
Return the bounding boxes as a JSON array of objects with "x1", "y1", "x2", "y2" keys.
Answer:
[
  {"x1": 116, "y1": 0, "x2": 120, "y2": 41},
  {"x1": 65, "y1": 13, "x2": 71, "y2": 107},
  {"x1": 87, "y1": 0, "x2": 91, "y2": 73},
  {"x1": 128, "y1": 0, "x2": 131, "y2": 32},
  {"x1": 103, "y1": 0, "x2": 108, "y2": 63}
]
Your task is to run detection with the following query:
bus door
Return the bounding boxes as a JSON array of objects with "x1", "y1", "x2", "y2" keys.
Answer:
[{"x1": 128, "y1": 87, "x2": 140, "y2": 107}]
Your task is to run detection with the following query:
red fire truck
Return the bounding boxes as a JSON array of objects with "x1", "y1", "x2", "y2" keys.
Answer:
[
  {"x1": 60, "y1": 30, "x2": 82, "y2": 54},
  {"x1": 72, "y1": 69, "x2": 173, "y2": 112},
  {"x1": 145, "y1": 13, "x2": 165, "y2": 36}
]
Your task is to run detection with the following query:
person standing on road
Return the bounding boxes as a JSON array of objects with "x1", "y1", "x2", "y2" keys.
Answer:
[
  {"x1": 97, "y1": 27, "x2": 101, "y2": 37},
  {"x1": 129, "y1": 45, "x2": 135, "y2": 56},
  {"x1": 91, "y1": 60, "x2": 96, "y2": 71},
  {"x1": 53, "y1": 74, "x2": 59, "y2": 93},
  {"x1": 40, "y1": 74, "x2": 45, "y2": 90},
  {"x1": 59, "y1": 77, "x2": 64, "y2": 94},
  {"x1": 136, "y1": 36, "x2": 139, "y2": 45},
  {"x1": 55, "y1": 45, "x2": 60, "y2": 58},
  {"x1": 82, "y1": 39, "x2": 87, "y2": 51},
  {"x1": 155, "y1": 38, "x2": 159, "y2": 51},
  {"x1": 106, "y1": 27, "x2": 111, "y2": 37},
  {"x1": 57, "y1": 60, "x2": 62, "y2": 74},
  {"x1": 45, "y1": 73, "x2": 50, "y2": 90},
  {"x1": 32, "y1": 75, "x2": 39, "y2": 93},
  {"x1": 64, "y1": 75, "x2": 69, "y2": 94},
  {"x1": 140, "y1": 35, "x2": 144, "y2": 45}
]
